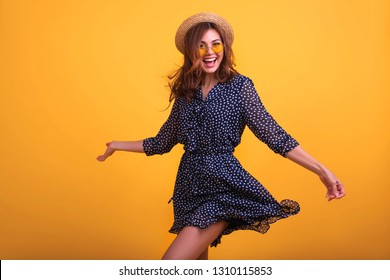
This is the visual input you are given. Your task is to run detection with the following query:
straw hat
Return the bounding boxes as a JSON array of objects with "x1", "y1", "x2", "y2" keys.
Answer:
[{"x1": 175, "y1": 12, "x2": 234, "y2": 54}]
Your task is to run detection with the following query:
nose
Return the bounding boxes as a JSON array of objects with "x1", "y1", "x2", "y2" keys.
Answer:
[{"x1": 206, "y1": 45, "x2": 214, "y2": 54}]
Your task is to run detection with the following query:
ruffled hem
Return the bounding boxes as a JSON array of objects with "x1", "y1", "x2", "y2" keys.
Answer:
[{"x1": 169, "y1": 199, "x2": 300, "y2": 247}]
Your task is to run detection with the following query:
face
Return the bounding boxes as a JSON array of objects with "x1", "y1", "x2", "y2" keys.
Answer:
[{"x1": 198, "y1": 29, "x2": 224, "y2": 75}]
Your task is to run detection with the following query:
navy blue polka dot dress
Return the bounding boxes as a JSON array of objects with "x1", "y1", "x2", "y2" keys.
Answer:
[{"x1": 143, "y1": 74, "x2": 300, "y2": 247}]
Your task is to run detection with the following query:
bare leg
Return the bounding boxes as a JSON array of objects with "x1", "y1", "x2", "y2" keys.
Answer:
[
  {"x1": 197, "y1": 248, "x2": 208, "y2": 260},
  {"x1": 162, "y1": 221, "x2": 228, "y2": 260}
]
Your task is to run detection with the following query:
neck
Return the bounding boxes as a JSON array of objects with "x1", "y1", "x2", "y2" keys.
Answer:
[{"x1": 202, "y1": 74, "x2": 218, "y2": 89}]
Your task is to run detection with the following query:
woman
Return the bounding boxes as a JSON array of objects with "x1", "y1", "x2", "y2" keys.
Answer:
[{"x1": 97, "y1": 12, "x2": 345, "y2": 260}]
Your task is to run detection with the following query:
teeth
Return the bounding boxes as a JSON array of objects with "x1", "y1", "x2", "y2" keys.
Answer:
[{"x1": 204, "y1": 58, "x2": 216, "y2": 62}]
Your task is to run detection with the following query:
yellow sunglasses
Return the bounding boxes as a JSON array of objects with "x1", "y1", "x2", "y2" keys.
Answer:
[{"x1": 199, "y1": 42, "x2": 224, "y2": 56}]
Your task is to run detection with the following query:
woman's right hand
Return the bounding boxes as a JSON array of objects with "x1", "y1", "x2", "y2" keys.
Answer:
[{"x1": 97, "y1": 142, "x2": 116, "y2": 162}]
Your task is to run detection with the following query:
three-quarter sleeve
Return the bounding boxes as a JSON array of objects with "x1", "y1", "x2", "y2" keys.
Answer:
[
  {"x1": 143, "y1": 99, "x2": 180, "y2": 156},
  {"x1": 241, "y1": 78, "x2": 299, "y2": 156}
]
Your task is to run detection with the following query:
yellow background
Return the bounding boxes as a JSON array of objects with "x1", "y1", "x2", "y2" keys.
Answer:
[{"x1": 1, "y1": 0, "x2": 389, "y2": 260}]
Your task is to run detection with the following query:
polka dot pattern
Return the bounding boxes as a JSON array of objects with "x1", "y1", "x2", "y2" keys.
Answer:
[{"x1": 143, "y1": 75, "x2": 300, "y2": 247}]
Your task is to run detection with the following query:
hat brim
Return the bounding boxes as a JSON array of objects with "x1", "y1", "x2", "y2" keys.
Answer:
[{"x1": 175, "y1": 12, "x2": 234, "y2": 54}]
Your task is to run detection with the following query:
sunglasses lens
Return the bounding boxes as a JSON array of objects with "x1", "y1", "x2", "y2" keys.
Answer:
[
  {"x1": 199, "y1": 43, "x2": 207, "y2": 56},
  {"x1": 212, "y1": 42, "x2": 223, "y2": 53},
  {"x1": 199, "y1": 49, "x2": 207, "y2": 56}
]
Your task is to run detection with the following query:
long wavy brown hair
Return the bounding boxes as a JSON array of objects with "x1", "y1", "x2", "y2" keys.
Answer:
[{"x1": 168, "y1": 22, "x2": 238, "y2": 102}]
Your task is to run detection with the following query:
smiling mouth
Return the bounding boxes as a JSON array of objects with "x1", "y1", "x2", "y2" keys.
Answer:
[{"x1": 203, "y1": 57, "x2": 217, "y2": 67}]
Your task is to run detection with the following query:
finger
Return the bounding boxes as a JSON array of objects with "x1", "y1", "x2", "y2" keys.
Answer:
[
  {"x1": 327, "y1": 184, "x2": 338, "y2": 200},
  {"x1": 335, "y1": 182, "x2": 345, "y2": 198},
  {"x1": 327, "y1": 195, "x2": 335, "y2": 201},
  {"x1": 331, "y1": 183, "x2": 340, "y2": 197},
  {"x1": 326, "y1": 190, "x2": 335, "y2": 201},
  {"x1": 335, "y1": 191, "x2": 346, "y2": 199},
  {"x1": 337, "y1": 183, "x2": 345, "y2": 192},
  {"x1": 96, "y1": 155, "x2": 105, "y2": 161}
]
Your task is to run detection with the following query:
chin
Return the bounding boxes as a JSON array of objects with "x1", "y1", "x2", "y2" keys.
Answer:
[
  {"x1": 202, "y1": 68, "x2": 218, "y2": 74},
  {"x1": 201, "y1": 64, "x2": 221, "y2": 74}
]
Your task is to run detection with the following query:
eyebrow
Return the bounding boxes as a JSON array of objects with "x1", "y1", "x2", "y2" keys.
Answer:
[{"x1": 200, "y1": 39, "x2": 221, "y2": 43}]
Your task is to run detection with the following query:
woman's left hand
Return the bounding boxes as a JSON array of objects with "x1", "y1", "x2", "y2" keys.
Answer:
[{"x1": 319, "y1": 170, "x2": 346, "y2": 201}]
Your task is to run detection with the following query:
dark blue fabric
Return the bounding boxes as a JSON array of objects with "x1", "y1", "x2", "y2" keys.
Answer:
[{"x1": 144, "y1": 75, "x2": 300, "y2": 246}]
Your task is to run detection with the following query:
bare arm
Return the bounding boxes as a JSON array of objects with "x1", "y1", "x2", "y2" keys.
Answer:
[
  {"x1": 96, "y1": 140, "x2": 144, "y2": 162},
  {"x1": 285, "y1": 145, "x2": 346, "y2": 201}
]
